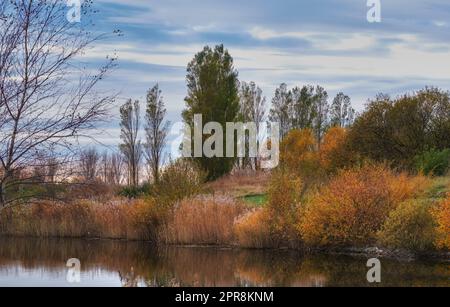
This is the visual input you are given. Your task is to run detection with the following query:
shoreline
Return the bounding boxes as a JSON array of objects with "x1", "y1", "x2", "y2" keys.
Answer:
[{"x1": 1, "y1": 234, "x2": 448, "y2": 263}]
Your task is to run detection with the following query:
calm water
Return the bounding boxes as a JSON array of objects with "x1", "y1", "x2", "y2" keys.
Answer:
[{"x1": 0, "y1": 238, "x2": 448, "y2": 287}]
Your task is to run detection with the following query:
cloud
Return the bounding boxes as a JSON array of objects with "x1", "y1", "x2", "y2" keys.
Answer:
[{"x1": 77, "y1": 0, "x2": 450, "y2": 147}]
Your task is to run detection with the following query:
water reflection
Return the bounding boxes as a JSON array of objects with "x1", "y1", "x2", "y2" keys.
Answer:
[{"x1": 0, "y1": 238, "x2": 448, "y2": 287}]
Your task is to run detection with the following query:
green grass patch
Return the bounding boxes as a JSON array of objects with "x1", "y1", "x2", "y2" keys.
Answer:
[{"x1": 241, "y1": 194, "x2": 267, "y2": 207}]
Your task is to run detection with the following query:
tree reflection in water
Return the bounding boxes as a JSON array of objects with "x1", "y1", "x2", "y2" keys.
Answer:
[{"x1": 0, "y1": 238, "x2": 448, "y2": 287}]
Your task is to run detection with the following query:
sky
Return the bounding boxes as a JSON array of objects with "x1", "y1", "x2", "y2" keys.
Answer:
[{"x1": 77, "y1": 0, "x2": 450, "y2": 148}]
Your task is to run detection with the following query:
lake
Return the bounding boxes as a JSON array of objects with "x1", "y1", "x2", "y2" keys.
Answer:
[{"x1": 0, "y1": 237, "x2": 448, "y2": 287}]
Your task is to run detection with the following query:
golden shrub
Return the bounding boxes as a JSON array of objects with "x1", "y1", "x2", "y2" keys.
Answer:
[
  {"x1": 432, "y1": 194, "x2": 450, "y2": 250},
  {"x1": 299, "y1": 164, "x2": 430, "y2": 247}
]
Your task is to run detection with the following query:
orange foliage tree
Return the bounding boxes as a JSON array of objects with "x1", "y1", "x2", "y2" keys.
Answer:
[
  {"x1": 319, "y1": 127, "x2": 353, "y2": 173},
  {"x1": 280, "y1": 129, "x2": 321, "y2": 180}
]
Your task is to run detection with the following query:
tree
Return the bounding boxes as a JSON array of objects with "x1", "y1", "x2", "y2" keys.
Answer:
[
  {"x1": 239, "y1": 81, "x2": 266, "y2": 170},
  {"x1": 120, "y1": 100, "x2": 142, "y2": 187},
  {"x1": 291, "y1": 85, "x2": 317, "y2": 130},
  {"x1": 109, "y1": 152, "x2": 124, "y2": 186},
  {"x1": 182, "y1": 45, "x2": 240, "y2": 180},
  {"x1": 348, "y1": 87, "x2": 450, "y2": 168},
  {"x1": 312, "y1": 86, "x2": 329, "y2": 146},
  {"x1": 269, "y1": 83, "x2": 292, "y2": 139},
  {"x1": 331, "y1": 92, "x2": 355, "y2": 128},
  {"x1": 319, "y1": 126, "x2": 353, "y2": 173},
  {"x1": 79, "y1": 148, "x2": 100, "y2": 182},
  {"x1": 0, "y1": 1, "x2": 116, "y2": 208},
  {"x1": 280, "y1": 129, "x2": 320, "y2": 178},
  {"x1": 144, "y1": 84, "x2": 170, "y2": 183}
]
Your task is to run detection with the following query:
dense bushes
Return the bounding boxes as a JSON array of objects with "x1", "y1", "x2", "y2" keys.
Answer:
[
  {"x1": 415, "y1": 149, "x2": 450, "y2": 176},
  {"x1": 377, "y1": 201, "x2": 436, "y2": 251},
  {"x1": 299, "y1": 165, "x2": 430, "y2": 247},
  {"x1": 348, "y1": 88, "x2": 450, "y2": 169}
]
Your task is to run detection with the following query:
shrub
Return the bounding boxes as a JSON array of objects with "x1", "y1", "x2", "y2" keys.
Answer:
[
  {"x1": 299, "y1": 164, "x2": 429, "y2": 247},
  {"x1": 234, "y1": 170, "x2": 302, "y2": 249},
  {"x1": 377, "y1": 201, "x2": 436, "y2": 251},
  {"x1": 234, "y1": 209, "x2": 273, "y2": 249},
  {"x1": 266, "y1": 170, "x2": 302, "y2": 246},
  {"x1": 118, "y1": 185, "x2": 149, "y2": 199},
  {"x1": 165, "y1": 195, "x2": 245, "y2": 245},
  {"x1": 432, "y1": 194, "x2": 450, "y2": 250},
  {"x1": 415, "y1": 148, "x2": 450, "y2": 176},
  {"x1": 151, "y1": 159, "x2": 205, "y2": 206}
]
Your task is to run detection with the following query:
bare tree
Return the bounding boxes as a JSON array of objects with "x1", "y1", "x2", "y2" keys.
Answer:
[
  {"x1": 79, "y1": 148, "x2": 100, "y2": 182},
  {"x1": 269, "y1": 83, "x2": 292, "y2": 139},
  {"x1": 239, "y1": 81, "x2": 266, "y2": 170},
  {"x1": 109, "y1": 151, "x2": 124, "y2": 185},
  {"x1": 144, "y1": 84, "x2": 169, "y2": 183},
  {"x1": 0, "y1": 1, "x2": 116, "y2": 209},
  {"x1": 120, "y1": 100, "x2": 142, "y2": 187},
  {"x1": 331, "y1": 92, "x2": 355, "y2": 128}
]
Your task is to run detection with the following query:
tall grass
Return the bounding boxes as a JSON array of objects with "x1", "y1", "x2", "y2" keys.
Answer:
[
  {"x1": 0, "y1": 198, "x2": 163, "y2": 241},
  {"x1": 165, "y1": 195, "x2": 245, "y2": 245}
]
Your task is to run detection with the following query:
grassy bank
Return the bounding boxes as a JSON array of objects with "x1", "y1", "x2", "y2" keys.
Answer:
[{"x1": 0, "y1": 166, "x2": 449, "y2": 257}]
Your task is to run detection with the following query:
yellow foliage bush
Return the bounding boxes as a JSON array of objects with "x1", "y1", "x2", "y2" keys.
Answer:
[
  {"x1": 299, "y1": 164, "x2": 430, "y2": 247},
  {"x1": 377, "y1": 200, "x2": 436, "y2": 251},
  {"x1": 432, "y1": 194, "x2": 450, "y2": 250}
]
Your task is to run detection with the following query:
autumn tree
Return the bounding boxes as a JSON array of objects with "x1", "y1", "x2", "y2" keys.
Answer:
[
  {"x1": 320, "y1": 126, "x2": 353, "y2": 173},
  {"x1": 120, "y1": 100, "x2": 142, "y2": 186},
  {"x1": 280, "y1": 129, "x2": 320, "y2": 180},
  {"x1": 182, "y1": 45, "x2": 240, "y2": 180},
  {"x1": 144, "y1": 84, "x2": 170, "y2": 183},
  {"x1": 0, "y1": 0, "x2": 116, "y2": 208}
]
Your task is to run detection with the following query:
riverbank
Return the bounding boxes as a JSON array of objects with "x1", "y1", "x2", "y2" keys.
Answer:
[{"x1": 0, "y1": 166, "x2": 449, "y2": 258}]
